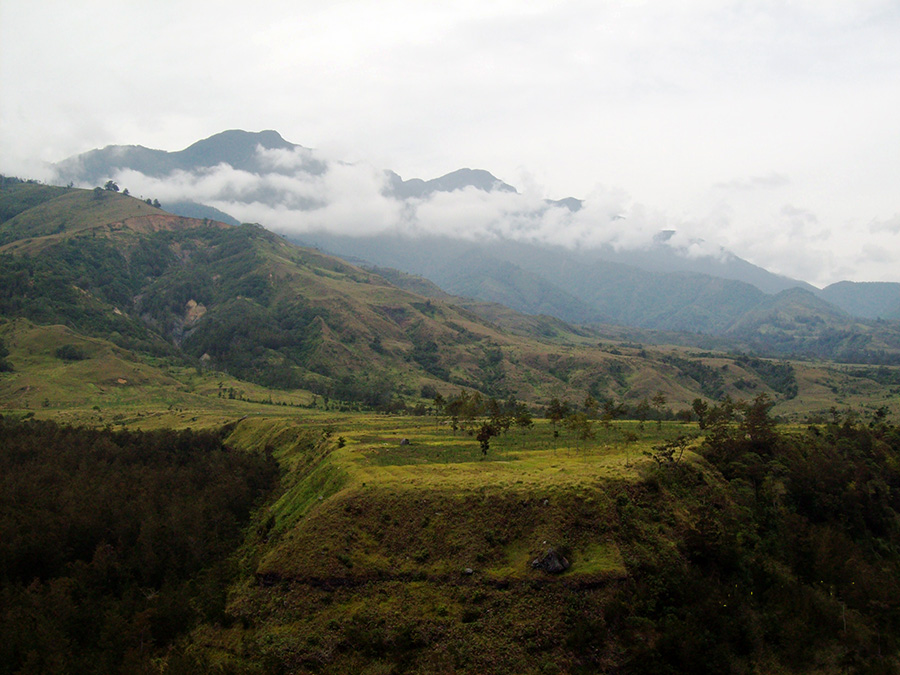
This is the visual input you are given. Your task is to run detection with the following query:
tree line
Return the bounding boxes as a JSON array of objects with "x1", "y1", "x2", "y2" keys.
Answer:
[{"x1": 0, "y1": 417, "x2": 280, "y2": 674}]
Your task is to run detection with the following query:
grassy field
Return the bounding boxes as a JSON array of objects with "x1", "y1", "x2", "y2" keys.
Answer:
[{"x1": 174, "y1": 412, "x2": 692, "y2": 673}]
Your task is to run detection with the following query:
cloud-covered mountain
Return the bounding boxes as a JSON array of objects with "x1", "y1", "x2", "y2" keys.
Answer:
[{"x1": 50, "y1": 130, "x2": 900, "y2": 333}]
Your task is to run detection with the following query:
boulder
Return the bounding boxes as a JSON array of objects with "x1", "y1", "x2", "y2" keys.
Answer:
[{"x1": 531, "y1": 548, "x2": 570, "y2": 574}]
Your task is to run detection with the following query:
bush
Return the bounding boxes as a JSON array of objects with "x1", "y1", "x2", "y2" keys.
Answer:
[{"x1": 54, "y1": 344, "x2": 88, "y2": 361}]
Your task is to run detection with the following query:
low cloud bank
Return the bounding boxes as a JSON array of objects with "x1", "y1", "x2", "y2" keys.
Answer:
[
  {"x1": 83, "y1": 145, "x2": 696, "y2": 255},
  {"x1": 56, "y1": 145, "x2": 900, "y2": 286}
]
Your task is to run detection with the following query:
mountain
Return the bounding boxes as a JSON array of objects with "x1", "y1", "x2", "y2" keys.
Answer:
[
  {"x1": 8, "y1": 178, "x2": 899, "y2": 421},
  {"x1": 35, "y1": 129, "x2": 900, "y2": 361},
  {"x1": 302, "y1": 232, "x2": 770, "y2": 331},
  {"x1": 50, "y1": 130, "x2": 815, "y2": 301},
  {"x1": 53, "y1": 129, "x2": 510, "y2": 202},
  {"x1": 387, "y1": 167, "x2": 517, "y2": 199},
  {"x1": 591, "y1": 230, "x2": 818, "y2": 295},
  {"x1": 819, "y1": 280, "x2": 900, "y2": 320},
  {"x1": 0, "y1": 179, "x2": 737, "y2": 409},
  {"x1": 53, "y1": 129, "x2": 317, "y2": 184}
]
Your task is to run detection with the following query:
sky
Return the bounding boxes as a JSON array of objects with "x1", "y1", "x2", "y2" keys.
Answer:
[{"x1": 2, "y1": 0, "x2": 899, "y2": 286}]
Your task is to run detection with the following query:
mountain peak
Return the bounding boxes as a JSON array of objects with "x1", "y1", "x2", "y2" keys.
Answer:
[
  {"x1": 388, "y1": 167, "x2": 517, "y2": 199},
  {"x1": 427, "y1": 168, "x2": 516, "y2": 194},
  {"x1": 178, "y1": 129, "x2": 299, "y2": 169},
  {"x1": 183, "y1": 129, "x2": 296, "y2": 155}
]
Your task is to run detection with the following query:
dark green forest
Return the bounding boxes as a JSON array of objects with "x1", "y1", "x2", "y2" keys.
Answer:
[
  {"x1": 0, "y1": 418, "x2": 279, "y2": 674},
  {"x1": 607, "y1": 401, "x2": 900, "y2": 673}
]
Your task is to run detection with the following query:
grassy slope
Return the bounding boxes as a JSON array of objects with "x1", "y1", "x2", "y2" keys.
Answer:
[
  {"x1": 0, "y1": 317, "x2": 321, "y2": 430},
  {"x1": 184, "y1": 415, "x2": 679, "y2": 673},
  {"x1": 0, "y1": 186, "x2": 170, "y2": 249}
]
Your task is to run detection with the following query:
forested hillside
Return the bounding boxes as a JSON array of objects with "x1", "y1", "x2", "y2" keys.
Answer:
[{"x1": 0, "y1": 417, "x2": 279, "y2": 674}]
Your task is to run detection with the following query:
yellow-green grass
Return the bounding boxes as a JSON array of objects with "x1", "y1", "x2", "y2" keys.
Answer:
[
  {"x1": 236, "y1": 413, "x2": 696, "y2": 586},
  {"x1": 778, "y1": 360, "x2": 900, "y2": 419},
  {"x1": 184, "y1": 414, "x2": 694, "y2": 674},
  {"x1": 0, "y1": 318, "x2": 320, "y2": 428}
]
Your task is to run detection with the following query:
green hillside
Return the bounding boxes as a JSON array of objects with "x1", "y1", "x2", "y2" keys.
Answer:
[{"x1": 2, "y1": 181, "x2": 899, "y2": 422}]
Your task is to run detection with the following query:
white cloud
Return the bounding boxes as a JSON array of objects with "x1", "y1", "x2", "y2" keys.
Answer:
[
  {"x1": 99, "y1": 143, "x2": 676, "y2": 253},
  {"x1": 869, "y1": 214, "x2": 900, "y2": 234},
  {"x1": 714, "y1": 173, "x2": 791, "y2": 191}
]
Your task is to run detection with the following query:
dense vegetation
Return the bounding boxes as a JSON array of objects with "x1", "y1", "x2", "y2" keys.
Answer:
[
  {"x1": 0, "y1": 238, "x2": 176, "y2": 355},
  {"x1": 0, "y1": 337, "x2": 11, "y2": 372},
  {"x1": 613, "y1": 400, "x2": 900, "y2": 673},
  {"x1": 734, "y1": 354, "x2": 798, "y2": 398},
  {"x1": 0, "y1": 417, "x2": 279, "y2": 674},
  {"x1": 168, "y1": 404, "x2": 900, "y2": 674}
]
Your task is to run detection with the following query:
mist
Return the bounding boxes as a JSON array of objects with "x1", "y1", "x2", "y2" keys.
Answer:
[{"x1": 72, "y1": 145, "x2": 690, "y2": 254}]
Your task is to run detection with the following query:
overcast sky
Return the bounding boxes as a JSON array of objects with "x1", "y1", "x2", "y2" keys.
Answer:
[{"x1": 2, "y1": 0, "x2": 899, "y2": 286}]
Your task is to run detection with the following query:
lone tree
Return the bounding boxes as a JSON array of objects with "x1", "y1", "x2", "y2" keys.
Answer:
[
  {"x1": 692, "y1": 398, "x2": 710, "y2": 429},
  {"x1": 103, "y1": 180, "x2": 119, "y2": 192},
  {"x1": 547, "y1": 397, "x2": 570, "y2": 439},
  {"x1": 566, "y1": 412, "x2": 594, "y2": 450},
  {"x1": 515, "y1": 406, "x2": 533, "y2": 433},
  {"x1": 635, "y1": 397, "x2": 651, "y2": 430},
  {"x1": 651, "y1": 391, "x2": 667, "y2": 429},
  {"x1": 476, "y1": 421, "x2": 499, "y2": 457},
  {"x1": 645, "y1": 434, "x2": 694, "y2": 467}
]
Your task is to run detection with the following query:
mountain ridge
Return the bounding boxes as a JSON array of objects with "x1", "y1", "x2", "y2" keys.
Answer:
[
  {"x1": 49, "y1": 130, "x2": 812, "y2": 294},
  {"x1": 39, "y1": 130, "x2": 900, "y2": 332}
]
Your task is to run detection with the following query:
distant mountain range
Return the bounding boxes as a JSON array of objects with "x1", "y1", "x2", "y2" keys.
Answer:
[
  {"x1": 50, "y1": 130, "x2": 900, "y2": 337},
  {"x1": 2, "y1": 178, "x2": 900, "y2": 425}
]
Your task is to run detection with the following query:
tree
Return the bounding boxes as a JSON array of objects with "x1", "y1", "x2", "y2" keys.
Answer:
[
  {"x1": 104, "y1": 180, "x2": 119, "y2": 192},
  {"x1": 445, "y1": 390, "x2": 471, "y2": 433},
  {"x1": 737, "y1": 393, "x2": 776, "y2": 448},
  {"x1": 651, "y1": 391, "x2": 667, "y2": 429},
  {"x1": 600, "y1": 398, "x2": 625, "y2": 433},
  {"x1": 692, "y1": 398, "x2": 710, "y2": 429},
  {"x1": 55, "y1": 344, "x2": 87, "y2": 361},
  {"x1": 476, "y1": 421, "x2": 498, "y2": 457},
  {"x1": 0, "y1": 337, "x2": 12, "y2": 372},
  {"x1": 621, "y1": 429, "x2": 639, "y2": 466},
  {"x1": 635, "y1": 398, "x2": 651, "y2": 430},
  {"x1": 515, "y1": 406, "x2": 533, "y2": 434},
  {"x1": 645, "y1": 434, "x2": 693, "y2": 467},
  {"x1": 566, "y1": 412, "x2": 594, "y2": 450},
  {"x1": 547, "y1": 397, "x2": 570, "y2": 439}
]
